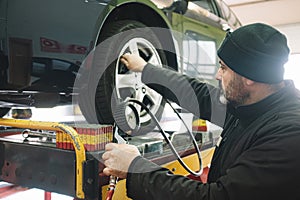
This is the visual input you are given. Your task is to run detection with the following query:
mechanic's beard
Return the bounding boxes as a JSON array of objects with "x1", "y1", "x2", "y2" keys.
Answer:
[
  {"x1": 225, "y1": 77, "x2": 250, "y2": 107},
  {"x1": 219, "y1": 89, "x2": 228, "y2": 105},
  {"x1": 219, "y1": 81, "x2": 228, "y2": 105}
]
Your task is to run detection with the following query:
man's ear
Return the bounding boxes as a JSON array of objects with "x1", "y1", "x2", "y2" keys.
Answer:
[{"x1": 243, "y1": 77, "x2": 255, "y2": 86}]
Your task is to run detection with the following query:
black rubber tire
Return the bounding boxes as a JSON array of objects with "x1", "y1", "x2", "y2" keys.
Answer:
[{"x1": 79, "y1": 20, "x2": 168, "y2": 135}]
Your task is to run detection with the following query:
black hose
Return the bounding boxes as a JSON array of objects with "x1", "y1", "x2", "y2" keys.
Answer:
[{"x1": 127, "y1": 99, "x2": 203, "y2": 176}]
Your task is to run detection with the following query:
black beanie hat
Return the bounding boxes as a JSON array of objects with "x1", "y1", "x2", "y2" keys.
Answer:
[{"x1": 217, "y1": 23, "x2": 290, "y2": 83}]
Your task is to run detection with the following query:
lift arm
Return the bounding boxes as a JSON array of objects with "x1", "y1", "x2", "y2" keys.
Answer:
[{"x1": 0, "y1": 118, "x2": 86, "y2": 199}]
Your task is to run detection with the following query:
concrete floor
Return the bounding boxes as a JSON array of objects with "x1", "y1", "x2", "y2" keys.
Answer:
[{"x1": 0, "y1": 182, "x2": 73, "y2": 200}]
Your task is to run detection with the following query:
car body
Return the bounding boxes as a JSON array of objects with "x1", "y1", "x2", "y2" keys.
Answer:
[
  {"x1": 0, "y1": 1, "x2": 241, "y2": 198},
  {"x1": 0, "y1": 0, "x2": 240, "y2": 127}
]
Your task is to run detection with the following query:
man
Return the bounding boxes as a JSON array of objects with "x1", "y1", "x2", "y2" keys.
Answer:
[{"x1": 102, "y1": 23, "x2": 300, "y2": 199}]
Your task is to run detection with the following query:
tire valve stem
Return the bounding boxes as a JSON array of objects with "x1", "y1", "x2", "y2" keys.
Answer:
[{"x1": 105, "y1": 175, "x2": 118, "y2": 200}]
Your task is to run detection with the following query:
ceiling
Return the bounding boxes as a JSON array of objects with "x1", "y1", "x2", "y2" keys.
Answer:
[
  {"x1": 223, "y1": 0, "x2": 300, "y2": 26},
  {"x1": 223, "y1": 0, "x2": 300, "y2": 53}
]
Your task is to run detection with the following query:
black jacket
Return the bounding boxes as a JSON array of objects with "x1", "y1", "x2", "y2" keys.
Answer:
[{"x1": 126, "y1": 64, "x2": 300, "y2": 200}]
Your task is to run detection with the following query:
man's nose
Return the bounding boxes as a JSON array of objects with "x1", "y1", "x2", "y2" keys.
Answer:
[{"x1": 215, "y1": 68, "x2": 222, "y2": 80}]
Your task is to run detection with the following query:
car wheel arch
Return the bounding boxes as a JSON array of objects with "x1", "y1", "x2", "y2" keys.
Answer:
[{"x1": 97, "y1": 2, "x2": 179, "y2": 71}]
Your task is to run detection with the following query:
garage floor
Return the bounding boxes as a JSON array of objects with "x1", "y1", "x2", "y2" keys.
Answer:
[{"x1": 0, "y1": 182, "x2": 73, "y2": 200}]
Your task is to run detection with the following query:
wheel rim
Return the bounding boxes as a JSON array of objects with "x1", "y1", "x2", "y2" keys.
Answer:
[{"x1": 115, "y1": 38, "x2": 163, "y2": 124}]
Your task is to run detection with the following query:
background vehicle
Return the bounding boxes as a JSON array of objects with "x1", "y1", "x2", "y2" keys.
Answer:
[{"x1": 0, "y1": 0, "x2": 240, "y2": 131}]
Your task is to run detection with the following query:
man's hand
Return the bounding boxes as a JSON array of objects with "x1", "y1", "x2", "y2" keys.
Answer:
[
  {"x1": 120, "y1": 53, "x2": 147, "y2": 72},
  {"x1": 102, "y1": 143, "x2": 141, "y2": 179}
]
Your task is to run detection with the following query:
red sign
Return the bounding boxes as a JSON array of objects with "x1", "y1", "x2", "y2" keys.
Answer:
[
  {"x1": 40, "y1": 37, "x2": 62, "y2": 53},
  {"x1": 40, "y1": 37, "x2": 87, "y2": 55}
]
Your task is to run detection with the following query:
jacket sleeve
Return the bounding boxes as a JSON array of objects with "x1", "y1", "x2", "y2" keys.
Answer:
[
  {"x1": 126, "y1": 125, "x2": 300, "y2": 200},
  {"x1": 141, "y1": 63, "x2": 226, "y2": 127},
  {"x1": 126, "y1": 156, "x2": 221, "y2": 200}
]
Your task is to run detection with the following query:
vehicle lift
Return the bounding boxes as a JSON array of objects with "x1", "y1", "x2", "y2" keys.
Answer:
[
  {"x1": 0, "y1": 118, "x2": 110, "y2": 200},
  {"x1": 0, "y1": 109, "x2": 214, "y2": 199}
]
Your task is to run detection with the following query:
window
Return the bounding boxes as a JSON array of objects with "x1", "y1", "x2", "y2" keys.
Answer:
[
  {"x1": 216, "y1": 0, "x2": 241, "y2": 28},
  {"x1": 192, "y1": 0, "x2": 215, "y2": 13},
  {"x1": 182, "y1": 31, "x2": 217, "y2": 80},
  {"x1": 284, "y1": 54, "x2": 300, "y2": 89}
]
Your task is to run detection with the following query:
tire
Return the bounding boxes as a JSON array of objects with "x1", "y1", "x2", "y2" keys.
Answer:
[{"x1": 79, "y1": 20, "x2": 168, "y2": 135}]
